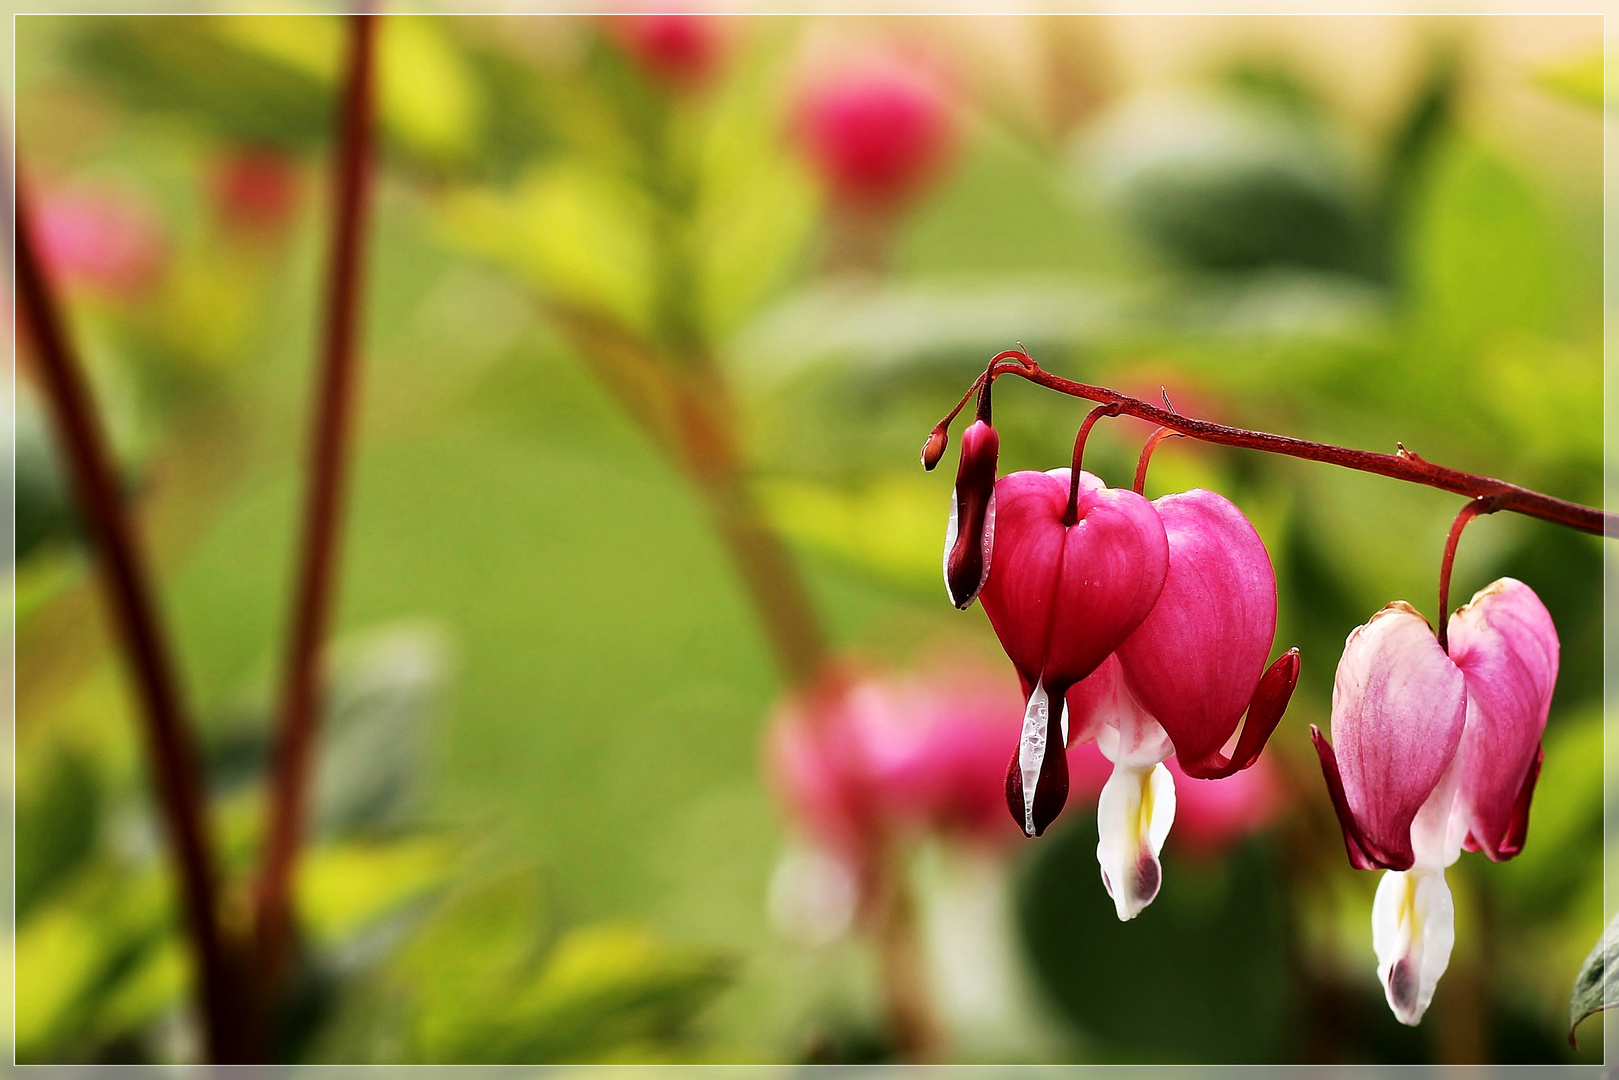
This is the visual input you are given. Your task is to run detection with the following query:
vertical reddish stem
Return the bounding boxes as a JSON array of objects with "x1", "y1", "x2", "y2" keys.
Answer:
[
  {"x1": 1132, "y1": 426, "x2": 1181, "y2": 495},
  {"x1": 254, "y1": 11, "x2": 378, "y2": 984},
  {"x1": 1063, "y1": 403, "x2": 1120, "y2": 525},
  {"x1": 16, "y1": 183, "x2": 250, "y2": 1059},
  {"x1": 1437, "y1": 496, "x2": 1501, "y2": 652}
]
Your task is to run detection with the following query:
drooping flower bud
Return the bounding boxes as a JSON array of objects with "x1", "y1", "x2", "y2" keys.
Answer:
[
  {"x1": 1312, "y1": 580, "x2": 1558, "y2": 1026},
  {"x1": 943, "y1": 407, "x2": 999, "y2": 609},
  {"x1": 920, "y1": 426, "x2": 948, "y2": 471}
]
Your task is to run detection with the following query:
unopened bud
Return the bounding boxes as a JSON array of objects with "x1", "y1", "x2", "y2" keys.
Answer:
[
  {"x1": 1005, "y1": 680, "x2": 1070, "y2": 837},
  {"x1": 921, "y1": 427, "x2": 948, "y2": 471},
  {"x1": 943, "y1": 419, "x2": 999, "y2": 608}
]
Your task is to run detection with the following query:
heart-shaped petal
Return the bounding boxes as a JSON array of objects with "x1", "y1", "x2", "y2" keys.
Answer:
[
  {"x1": 1320, "y1": 602, "x2": 1467, "y2": 872},
  {"x1": 1445, "y1": 577, "x2": 1558, "y2": 862},
  {"x1": 979, "y1": 469, "x2": 1168, "y2": 694},
  {"x1": 1115, "y1": 489, "x2": 1279, "y2": 770}
]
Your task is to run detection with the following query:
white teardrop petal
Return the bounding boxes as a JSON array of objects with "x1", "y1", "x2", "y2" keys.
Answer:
[
  {"x1": 1096, "y1": 760, "x2": 1177, "y2": 921},
  {"x1": 1017, "y1": 680, "x2": 1052, "y2": 837},
  {"x1": 1372, "y1": 867, "x2": 1455, "y2": 1026}
]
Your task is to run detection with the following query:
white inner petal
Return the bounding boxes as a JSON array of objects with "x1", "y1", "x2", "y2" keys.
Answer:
[
  {"x1": 1096, "y1": 760, "x2": 1176, "y2": 921},
  {"x1": 975, "y1": 490, "x2": 996, "y2": 595},
  {"x1": 1372, "y1": 867, "x2": 1455, "y2": 1026},
  {"x1": 1018, "y1": 681, "x2": 1052, "y2": 837},
  {"x1": 942, "y1": 488, "x2": 962, "y2": 592}
]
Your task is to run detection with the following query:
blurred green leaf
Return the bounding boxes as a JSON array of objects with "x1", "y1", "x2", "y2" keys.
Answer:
[
  {"x1": 438, "y1": 162, "x2": 655, "y2": 334},
  {"x1": 16, "y1": 386, "x2": 81, "y2": 563},
  {"x1": 379, "y1": 870, "x2": 733, "y2": 1063},
  {"x1": 1536, "y1": 52, "x2": 1604, "y2": 111},
  {"x1": 298, "y1": 838, "x2": 458, "y2": 947},
  {"x1": 1084, "y1": 95, "x2": 1371, "y2": 275},
  {"x1": 17, "y1": 746, "x2": 101, "y2": 920},
  {"x1": 1407, "y1": 139, "x2": 1566, "y2": 349},
  {"x1": 74, "y1": 16, "x2": 333, "y2": 150},
  {"x1": 1569, "y1": 909, "x2": 1619, "y2": 1046},
  {"x1": 759, "y1": 475, "x2": 941, "y2": 594},
  {"x1": 1017, "y1": 822, "x2": 1293, "y2": 1062},
  {"x1": 1023, "y1": 822, "x2": 1288, "y2": 1062},
  {"x1": 378, "y1": 16, "x2": 484, "y2": 165}
]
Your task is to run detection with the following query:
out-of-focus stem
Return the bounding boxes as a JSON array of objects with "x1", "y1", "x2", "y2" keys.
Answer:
[
  {"x1": 16, "y1": 182, "x2": 252, "y2": 1060},
  {"x1": 548, "y1": 305, "x2": 829, "y2": 689},
  {"x1": 254, "y1": 11, "x2": 378, "y2": 991},
  {"x1": 869, "y1": 851, "x2": 940, "y2": 1061}
]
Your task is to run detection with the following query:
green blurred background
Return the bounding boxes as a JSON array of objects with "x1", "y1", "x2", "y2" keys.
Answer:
[{"x1": 12, "y1": 11, "x2": 1606, "y2": 1065}]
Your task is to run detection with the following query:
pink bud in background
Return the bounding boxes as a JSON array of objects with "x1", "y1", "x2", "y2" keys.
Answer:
[
  {"x1": 35, "y1": 188, "x2": 166, "y2": 296},
  {"x1": 212, "y1": 146, "x2": 301, "y2": 237},
  {"x1": 605, "y1": 11, "x2": 725, "y2": 92},
  {"x1": 794, "y1": 60, "x2": 956, "y2": 211}
]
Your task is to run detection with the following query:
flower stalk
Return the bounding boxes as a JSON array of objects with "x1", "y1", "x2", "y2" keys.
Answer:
[
  {"x1": 927, "y1": 351, "x2": 1614, "y2": 537},
  {"x1": 254, "y1": 10, "x2": 379, "y2": 991},
  {"x1": 16, "y1": 182, "x2": 253, "y2": 1059}
]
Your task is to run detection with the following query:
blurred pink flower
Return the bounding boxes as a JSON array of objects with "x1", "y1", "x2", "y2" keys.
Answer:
[
  {"x1": 794, "y1": 60, "x2": 956, "y2": 211},
  {"x1": 212, "y1": 147, "x2": 302, "y2": 237},
  {"x1": 767, "y1": 661, "x2": 1025, "y2": 875},
  {"x1": 1066, "y1": 739, "x2": 1285, "y2": 858},
  {"x1": 34, "y1": 187, "x2": 166, "y2": 296},
  {"x1": 604, "y1": 11, "x2": 725, "y2": 92}
]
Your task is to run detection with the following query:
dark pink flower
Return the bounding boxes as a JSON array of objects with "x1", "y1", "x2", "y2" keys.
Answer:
[
  {"x1": 795, "y1": 61, "x2": 956, "y2": 211},
  {"x1": 978, "y1": 468, "x2": 1169, "y2": 840},
  {"x1": 1311, "y1": 578, "x2": 1557, "y2": 1025},
  {"x1": 605, "y1": 12, "x2": 725, "y2": 92},
  {"x1": 35, "y1": 188, "x2": 166, "y2": 296}
]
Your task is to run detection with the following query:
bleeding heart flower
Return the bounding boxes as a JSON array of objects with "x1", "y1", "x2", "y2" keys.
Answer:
[
  {"x1": 1311, "y1": 578, "x2": 1557, "y2": 1025},
  {"x1": 1114, "y1": 489, "x2": 1299, "y2": 780},
  {"x1": 977, "y1": 468, "x2": 1169, "y2": 839},
  {"x1": 1048, "y1": 488, "x2": 1297, "y2": 919}
]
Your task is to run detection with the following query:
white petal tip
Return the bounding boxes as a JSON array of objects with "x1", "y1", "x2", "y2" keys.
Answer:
[{"x1": 1096, "y1": 761, "x2": 1174, "y2": 920}]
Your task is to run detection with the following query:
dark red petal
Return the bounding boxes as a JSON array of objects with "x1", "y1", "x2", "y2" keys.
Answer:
[
  {"x1": 1003, "y1": 706, "x2": 1072, "y2": 839},
  {"x1": 1177, "y1": 648, "x2": 1299, "y2": 780},
  {"x1": 1311, "y1": 725, "x2": 1410, "y2": 872},
  {"x1": 1486, "y1": 741, "x2": 1542, "y2": 862}
]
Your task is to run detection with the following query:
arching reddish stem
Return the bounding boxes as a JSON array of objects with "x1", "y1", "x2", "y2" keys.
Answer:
[
  {"x1": 1437, "y1": 496, "x2": 1502, "y2": 652},
  {"x1": 1063, "y1": 403, "x2": 1120, "y2": 525},
  {"x1": 1133, "y1": 426, "x2": 1182, "y2": 496},
  {"x1": 927, "y1": 351, "x2": 1613, "y2": 538}
]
